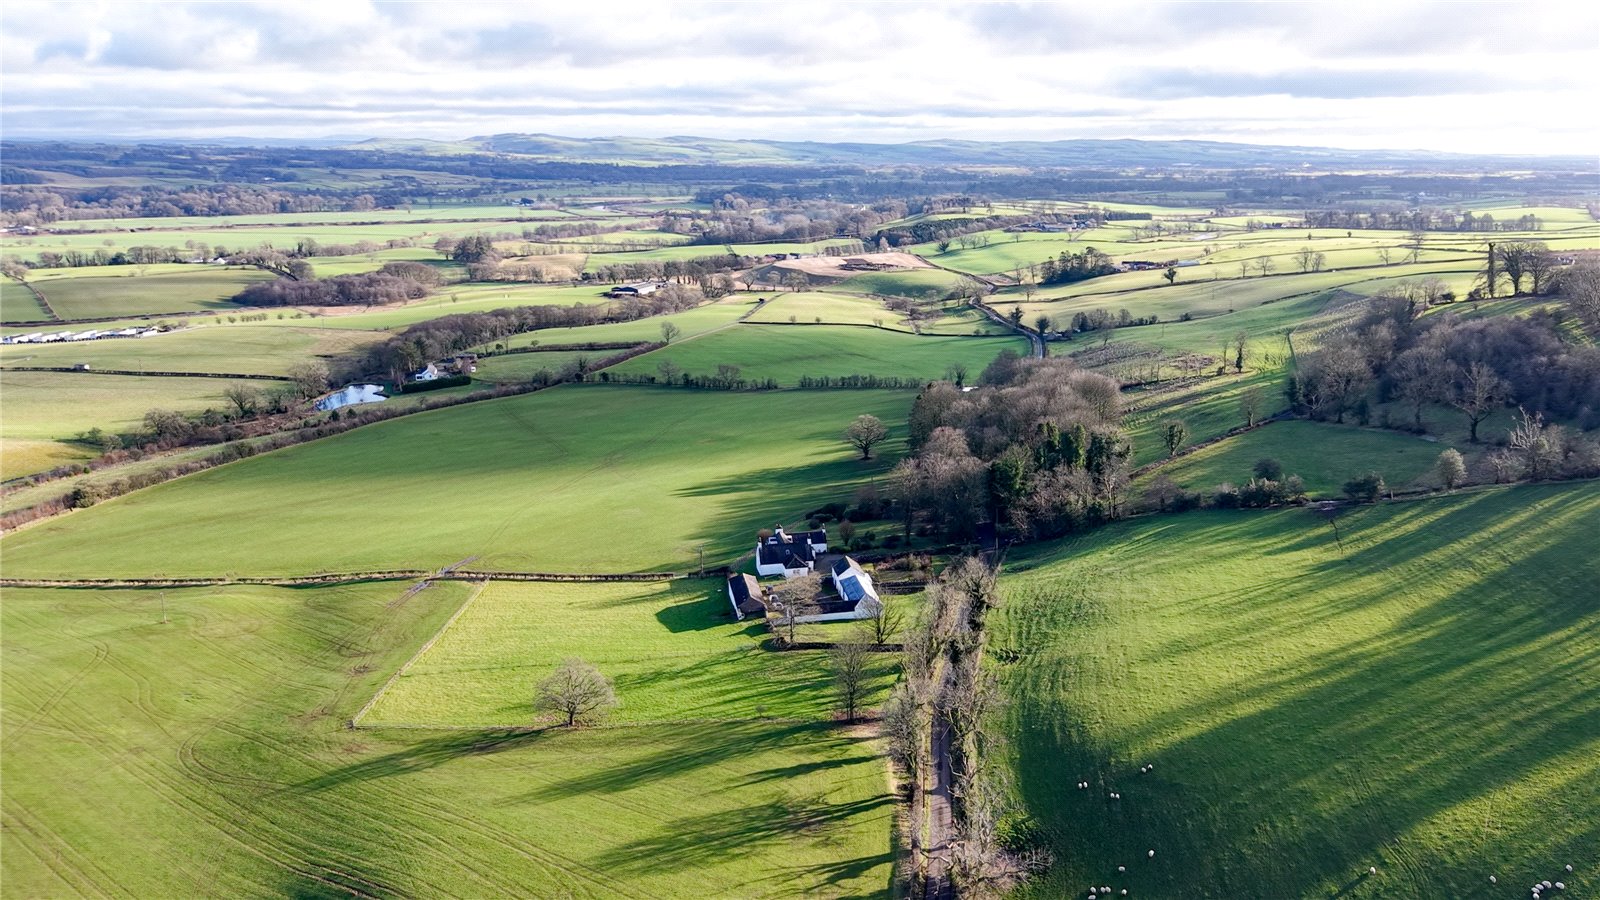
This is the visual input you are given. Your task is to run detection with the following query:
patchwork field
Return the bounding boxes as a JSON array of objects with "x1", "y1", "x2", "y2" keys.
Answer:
[
  {"x1": 0, "y1": 581, "x2": 894, "y2": 898},
  {"x1": 0, "y1": 281, "x2": 52, "y2": 323},
  {"x1": 365, "y1": 579, "x2": 896, "y2": 727},
  {"x1": 25, "y1": 266, "x2": 275, "y2": 318},
  {"x1": 608, "y1": 324, "x2": 1025, "y2": 385},
  {"x1": 0, "y1": 385, "x2": 914, "y2": 577},
  {"x1": 1143, "y1": 419, "x2": 1464, "y2": 495},
  {"x1": 0, "y1": 370, "x2": 272, "y2": 480},
  {"x1": 0, "y1": 325, "x2": 381, "y2": 376},
  {"x1": 992, "y1": 483, "x2": 1600, "y2": 898}
]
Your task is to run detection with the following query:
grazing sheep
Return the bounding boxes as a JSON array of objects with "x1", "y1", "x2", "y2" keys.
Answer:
[
  {"x1": 1491, "y1": 876, "x2": 1498, "y2": 884},
  {"x1": 1121, "y1": 891, "x2": 1128, "y2": 897},
  {"x1": 1369, "y1": 867, "x2": 1377, "y2": 875},
  {"x1": 1118, "y1": 866, "x2": 1126, "y2": 873},
  {"x1": 1555, "y1": 883, "x2": 1565, "y2": 890},
  {"x1": 1565, "y1": 865, "x2": 1573, "y2": 873},
  {"x1": 1544, "y1": 882, "x2": 1553, "y2": 889},
  {"x1": 1148, "y1": 850, "x2": 1156, "y2": 858}
]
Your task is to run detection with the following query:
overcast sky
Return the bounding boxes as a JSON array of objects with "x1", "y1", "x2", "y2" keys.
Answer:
[{"x1": 3, "y1": 0, "x2": 1596, "y2": 154}]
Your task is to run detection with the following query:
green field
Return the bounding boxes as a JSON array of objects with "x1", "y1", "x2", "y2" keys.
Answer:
[
  {"x1": 366, "y1": 579, "x2": 896, "y2": 727},
  {"x1": 1144, "y1": 419, "x2": 1464, "y2": 495},
  {"x1": 994, "y1": 483, "x2": 1600, "y2": 898},
  {"x1": 0, "y1": 385, "x2": 914, "y2": 577},
  {"x1": 834, "y1": 268, "x2": 966, "y2": 300},
  {"x1": 0, "y1": 581, "x2": 894, "y2": 898},
  {"x1": 746, "y1": 292, "x2": 897, "y2": 328},
  {"x1": 609, "y1": 324, "x2": 1024, "y2": 385},
  {"x1": 0, "y1": 370, "x2": 271, "y2": 480},
  {"x1": 0, "y1": 325, "x2": 380, "y2": 376},
  {"x1": 25, "y1": 267, "x2": 275, "y2": 318},
  {"x1": 1, "y1": 281, "x2": 52, "y2": 323}
]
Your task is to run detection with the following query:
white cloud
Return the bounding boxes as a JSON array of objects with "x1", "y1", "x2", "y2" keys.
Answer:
[{"x1": 1, "y1": 0, "x2": 1595, "y2": 155}]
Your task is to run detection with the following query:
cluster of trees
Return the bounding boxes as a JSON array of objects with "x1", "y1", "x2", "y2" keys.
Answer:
[
  {"x1": 661, "y1": 196, "x2": 891, "y2": 245},
  {"x1": 893, "y1": 353, "x2": 1132, "y2": 541},
  {"x1": 1475, "y1": 240, "x2": 1566, "y2": 298},
  {"x1": 585, "y1": 252, "x2": 756, "y2": 286},
  {"x1": 232, "y1": 262, "x2": 442, "y2": 307},
  {"x1": 1292, "y1": 292, "x2": 1600, "y2": 437},
  {"x1": 1038, "y1": 248, "x2": 1118, "y2": 286},
  {"x1": 1301, "y1": 207, "x2": 1545, "y2": 232},
  {"x1": 346, "y1": 284, "x2": 704, "y2": 383}
]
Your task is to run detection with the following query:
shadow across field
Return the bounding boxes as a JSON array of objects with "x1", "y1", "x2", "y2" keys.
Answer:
[
  {"x1": 294, "y1": 728, "x2": 549, "y2": 793},
  {"x1": 1004, "y1": 486, "x2": 1600, "y2": 898}
]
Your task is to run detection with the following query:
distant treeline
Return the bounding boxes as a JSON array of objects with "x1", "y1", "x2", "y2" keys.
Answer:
[
  {"x1": 1301, "y1": 207, "x2": 1549, "y2": 232},
  {"x1": 233, "y1": 262, "x2": 443, "y2": 306}
]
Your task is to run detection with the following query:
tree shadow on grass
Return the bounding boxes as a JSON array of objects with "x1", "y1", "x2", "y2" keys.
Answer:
[
  {"x1": 292, "y1": 728, "x2": 547, "y2": 794},
  {"x1": 1005, "y1": 485, "x2": 1600, "y2": 897},
  {"x1": 589, "y1": 791, "x2": 892, "y2": 876}
]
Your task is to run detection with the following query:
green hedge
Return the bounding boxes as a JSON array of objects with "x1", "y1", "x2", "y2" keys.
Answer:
[{"x1": 399, "y1": 374, "x2": 472, "y2": 394}]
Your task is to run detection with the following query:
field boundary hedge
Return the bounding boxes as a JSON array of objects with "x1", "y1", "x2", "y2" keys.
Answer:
[
  {"x1": 0, "y1": 570, "x2": 696, "y2": 589},
  {"x1": 1, "y1": 366, "x2": 292, "y2": 381}
]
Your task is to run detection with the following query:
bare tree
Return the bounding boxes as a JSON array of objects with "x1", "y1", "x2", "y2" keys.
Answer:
[
  {"x1": 1239, "y1": 385, "x2": 1265, "y2": 427},
  {"x1": 1296, "y1": 246, "x2": 1318, "y2": 273},
  {"x1": 660, "y1": 321, "x2": 682, "y2": 343},
  {"x1": 1377, "y1": 246, "x2": 1393, "y2": 266},
  {"x1": 1564, "y1": 257, "x2": 1600, "y2": 331},
  {"x1": 222, "y1": 384, "x2": 259, "y2": 417},
  {"x1": 1232, "y1": 330, "x2": 1250, "y2": 372},
  {"x1": 656, "y1": 359, "x2": 682, "y2": 383},
  {"x1": 830, "y1": 630, "x2": 873, "y2": 723},
  {"x1": 1255, "y1": 256, "x2": 1276, "y2": 277},
  {"x1": 535, "y1": 657, "x2": 618, "y2": 727},
  {"x1": 868, "y1": 602, "x2": 906, "y2": 649},
  {"x1": 845, "y1": 414, "x2": 889, "y2": 460},
  {"x1": 1450, "y1": 360, "x2": 1507, "y2": 443},
  {"x1": 287, "y1": 361, "x2": 329, "y2": 400},
  {"x1": 1390, "y1": 345, "x2": 1444, "y2": 431}
]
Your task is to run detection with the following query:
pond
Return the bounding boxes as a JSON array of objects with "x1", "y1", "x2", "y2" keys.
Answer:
[{"x1": 315, "y1": 383, "x2": 387, "y2": 411}]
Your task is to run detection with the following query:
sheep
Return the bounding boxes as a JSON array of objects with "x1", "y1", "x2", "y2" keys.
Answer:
[
  {"x1": 1368, "y1": 867, "x2": 1377, "y2": 876},
  {"x1": 1148, "y1": 850, "x2": 1156, "y2": 858},
  {"x1": 1555, "y1": 883, "x2": 1565, "y2": 890},
  {"x1": 1118, "y1": 866, "x2": 1126, "y2": 873},
  {"x1": 1565, "y1": 865, "x2": 1574, "y2": 873},
  {"x1": 1121, "y1": 891, "x2": 1129, "y2": 897},
  {"x1": 1544, "y1": 882, "x2": 1553, "y2": 889},
  {"x1": 1491, "y1": 876, "x2": 1498, "y2": 884}
]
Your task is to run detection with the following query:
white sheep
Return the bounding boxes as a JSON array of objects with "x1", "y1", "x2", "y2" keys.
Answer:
[
  {"x1": 1368, "y1": 867, "x2": 1377, "y2": 876},
  {"x1": 1543, "y1": 882, "x2": 1552, "y2": 889},
  {"x1": 1118, "y1": 866, "x2": 1126, "y2": 873},
  {"x1": 1490, "y1": 876, "x2": 1497, "y2": 884},
  {"x1": 1555, "y1": 883, "x2": 1565, "y2": 890},
  {"x1": 1121, "y1": 891, "x2": 1128, "y2": 897},
  {"x1": 1565, "y1": 865, "x2": 1573, "y2": 873},
  {"x1": 1148, "y1": 850, "x2": 1156, "y2": 858}
]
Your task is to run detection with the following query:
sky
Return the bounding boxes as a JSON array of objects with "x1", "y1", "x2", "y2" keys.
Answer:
[{"x1": 2, "y1": 0, "x2": 1597, "y2": 155}]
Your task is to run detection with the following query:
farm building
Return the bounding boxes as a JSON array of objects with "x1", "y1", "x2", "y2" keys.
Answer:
[
  {"x1": 753, "y1": 525, "x2": 828, "y2": 578},
  {"x1": 725, "y1": 573, "x2": 766, "y2": 620},
  {"x1": 770, "y1": 556, "x2": 883, "y2": 625},
  {"x1": 411, "y1": 363, "x2": 441, "y2": 382},
  {"x1": 608, "y1": 281, "x2": 664, "y2": 298}
]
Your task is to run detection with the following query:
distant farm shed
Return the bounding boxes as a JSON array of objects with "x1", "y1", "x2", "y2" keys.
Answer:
[{"x1": 726, "y1": 573, "x2": 766, "y2": 620}]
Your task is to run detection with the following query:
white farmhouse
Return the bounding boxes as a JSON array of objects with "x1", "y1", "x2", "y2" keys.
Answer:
[{"x1": 753, "y1": 525, "x2": 828, "y2": 578}]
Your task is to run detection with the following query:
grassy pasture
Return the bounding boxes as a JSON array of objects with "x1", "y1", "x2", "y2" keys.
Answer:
[
  {"x1": 489, "y1": 297, "x2": 756, "y2": 350},
  {"x1": 25, "y1": 204, "x2": 580, "y2": 232},
  {"x1": 0, "y1": 385, "x2": 914, "y2": 578},
  {"x1": 0, "y1": 371, "x2": 269, "y2": 480},
  {"x1": 608, "y1": 325, "x2": 1025, "y2": 385},
  {"x1": 1, "y1": 281, "x2": 52, "y2": 323},
  {"x1": 834, "y1": 268, "x2": 966, "y2": 300},
  {"x1": 0, "y1": 325, "x2": 380, "y2": 376},
  {"x1": 366, "y1": 579, "x2": 896, "y2": 727},
  {"x1": 582, "y1": 239, "x2": 863, "y2": 270},
  {"x1": 470, "y1": 350, "x2": 597, "y2": 383},
  {"x1": 993, "y1": 483, "x2": 1600, "y2": 898},
  {"x1": 25, "y1": 266, "x2": 275, "y2": 319},
  {"x1": 0, "y1": 581, "x2": 894, "y2": 898},
  {"x1": 1145, "y1": 419, "x2": 1460, "y2": 495},
  {"x1": 1119, "y1": 369, "x2": 1290, "y2": 467},
  {"x1": 746, "y1": 291, "x2": 894, "y2": 328}
]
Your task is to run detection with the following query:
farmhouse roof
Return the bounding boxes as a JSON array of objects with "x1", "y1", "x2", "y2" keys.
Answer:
[
  {"x1": 757, "y1": 537, "x2": 815, "y2": 568},
  {"x1": 830, "y1": 555, "x2": 862, "y2": 577},
  {"x1": 726, "y1": 573, "x2": 766, "y2": 616}
]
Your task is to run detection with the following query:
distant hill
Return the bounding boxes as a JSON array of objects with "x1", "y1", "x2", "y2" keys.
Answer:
[{"x1": 334, "y1": 133, "x2": 1595, "y2": 172}]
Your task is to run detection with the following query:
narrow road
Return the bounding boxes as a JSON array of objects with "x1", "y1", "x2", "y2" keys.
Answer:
[
  {"x1": 974, "y1": 301, "x2": 1045, "y2": 358},
  {"x1": 922, "y1": 692, "x2": 958, "y2": 899}
]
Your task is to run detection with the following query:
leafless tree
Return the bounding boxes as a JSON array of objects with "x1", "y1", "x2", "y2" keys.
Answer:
[
  {"x1": 287, "y1": 361, "x2": 329, "y2": 400},
  {"x1": 1255, "y1": 256, "x2": 1276, "y2": 277},
  {"x1": 1450, "y1": 360, "x2": 1508, "y2": 442},
  {"x1": 222, "y1": 384, "x2": 259, "y2": 417},
  {"x1": 660, "y1": 321, "x2": 682, "y2": 343},
  {"x1": 1563, "y1": 257, "x2": 1600, "y2": 331},
  {"x1": 1232, "y1": 330, "x2": 1250, "y2": 372},
  {"x1": 868, "y1": 602, "x2": 906, "y2": 649},
  {"x1": 845, "y1": 414, "x2": 889, "y2": 460},
  {"x1": 1239, "y1": 385, "x2": 1265, "y2": 427},
  {"x1": 830, "y1": 630, "x2": 874, "y2": 723},
  {"x1": 535, "y1": 657, "x2": 618, "y2": 727},
  {"x1": 656, "y1": 359, "x2": 682, "y2": 383}
]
